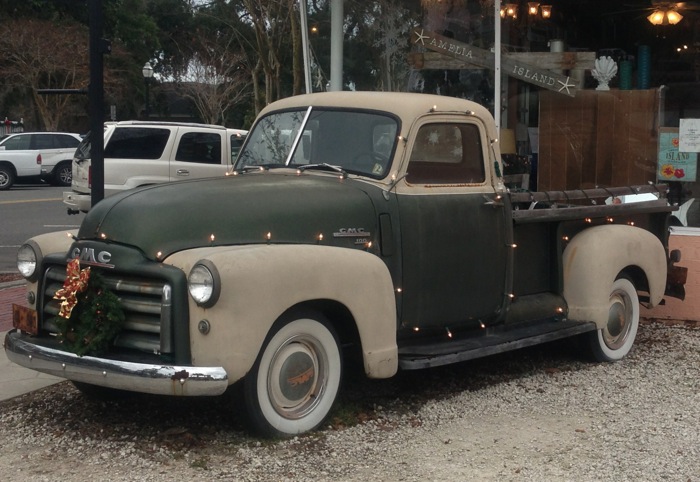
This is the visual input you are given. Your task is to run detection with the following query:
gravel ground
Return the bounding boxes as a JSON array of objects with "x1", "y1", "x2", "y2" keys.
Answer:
[{"x1": 0, "y1": 321, "x2": 698, "y2": 481}]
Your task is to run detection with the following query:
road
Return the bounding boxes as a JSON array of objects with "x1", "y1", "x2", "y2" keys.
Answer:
[{"x1": 0, "y1": 184, "x2": 84, "y2": 272}]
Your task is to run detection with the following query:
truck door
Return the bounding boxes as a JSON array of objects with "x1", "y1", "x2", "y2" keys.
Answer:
[{"x1": 395, "y1": 121, "x2": 509, "y2": 330}]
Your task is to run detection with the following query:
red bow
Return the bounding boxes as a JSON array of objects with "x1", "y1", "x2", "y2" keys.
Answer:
[{"x1": 54, "y1": 258, "x2": 91, "y2": 319}]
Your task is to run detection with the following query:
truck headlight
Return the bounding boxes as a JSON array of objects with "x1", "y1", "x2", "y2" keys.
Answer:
[
  {"x1": 188, "y1": 261, "x2": 220, "y2": 308},
  {"x1": 17, "y1": 242, "x2": 41, "y2": 281}
]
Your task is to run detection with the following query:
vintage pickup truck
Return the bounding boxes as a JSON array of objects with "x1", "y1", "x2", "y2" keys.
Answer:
[{"x1": 6, "y1": 92, "x2": 686, "y2": 438}]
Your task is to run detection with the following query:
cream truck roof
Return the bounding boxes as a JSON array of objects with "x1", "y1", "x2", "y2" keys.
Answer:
[{"x1": 258, "y1": 91, "x2": 498, "y2": 142}]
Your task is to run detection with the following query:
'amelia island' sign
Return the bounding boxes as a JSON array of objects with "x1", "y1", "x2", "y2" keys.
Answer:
[{"x1": 412, "y1": 29, "x2": 577, "y2": 97}]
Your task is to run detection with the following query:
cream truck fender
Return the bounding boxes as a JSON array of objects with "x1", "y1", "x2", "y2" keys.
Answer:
[
  {"x1": 562, "y1": 224, "x2": 667, "y2": 328},
  {"x1": 21, "y1": 230, "x2": 79, "y2": 306},
  {"x1": 164, "y1": 244, "x2": 399, "y2": 384}
]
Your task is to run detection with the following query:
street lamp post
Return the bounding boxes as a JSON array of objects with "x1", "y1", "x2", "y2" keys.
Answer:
[{"x1": 142, "y1": 61, "x2": 154, "y2": 119}]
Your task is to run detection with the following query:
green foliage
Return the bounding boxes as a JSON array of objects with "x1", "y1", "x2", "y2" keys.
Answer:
[{"x1": 55, "y1": 271, "x2": 126, "y2": 357}]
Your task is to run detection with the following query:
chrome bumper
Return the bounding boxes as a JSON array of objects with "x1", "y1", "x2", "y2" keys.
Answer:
[{"x1": 4, "y1": 330, "x2": 229, "y2": 396}]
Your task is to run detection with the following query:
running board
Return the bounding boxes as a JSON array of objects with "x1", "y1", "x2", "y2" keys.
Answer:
[{"x1": 398, "y1": 319, "x2": 596, "y2": 370}]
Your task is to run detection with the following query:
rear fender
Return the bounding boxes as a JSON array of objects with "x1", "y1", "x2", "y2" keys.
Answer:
[
  {"x1": 562, "y1": 225, "x2": 666, "y2": 328},
  {"x1": 165, "y1": 244, "x2": 399, "y2": 384}
]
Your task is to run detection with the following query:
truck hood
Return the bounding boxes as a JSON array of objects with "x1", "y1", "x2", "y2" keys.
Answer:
[{"x1": 78, "y1": 172, "x2": 380, "y2": 260}]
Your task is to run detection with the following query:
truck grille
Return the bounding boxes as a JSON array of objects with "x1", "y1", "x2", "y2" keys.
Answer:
[{"x1": 40, "y1": 265, "x2": 173, "y2": 355}]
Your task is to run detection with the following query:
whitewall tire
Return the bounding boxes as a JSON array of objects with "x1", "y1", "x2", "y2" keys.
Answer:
[
  {"x1": 588, "y1": 277, "x2": 640, "y2": 362},
  {"x1": 244, "y1": 312, "x2": 342, "y2": 437}
]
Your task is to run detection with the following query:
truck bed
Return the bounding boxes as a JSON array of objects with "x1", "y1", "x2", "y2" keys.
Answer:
[{"x1": 508, "y1": 183, "x2": 674, "y2": 223}]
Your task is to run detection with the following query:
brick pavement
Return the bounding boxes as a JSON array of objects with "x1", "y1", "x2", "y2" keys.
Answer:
[
  {"x1": 0, "y1": 284, "x2": 27, "y2": 332},
  {"x1": 1, "y1": 283, "x2": 64, "y2": 401}
]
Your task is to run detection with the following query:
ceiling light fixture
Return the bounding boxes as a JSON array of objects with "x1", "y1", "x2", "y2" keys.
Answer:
[
  {"x1": 648, "y1": 8, "x2": 684, "y2": 25},
  {"x1": 501, "y1": 2, "x2": 552, "y2": 19}
]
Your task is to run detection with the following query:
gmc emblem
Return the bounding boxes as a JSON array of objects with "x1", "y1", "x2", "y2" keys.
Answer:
[
  {"x1": 333, "y1": 228, "x2": 371, "y2": 238},
  {"x1": 70, "y1": 247, "x2": 114, "y2": 268}
]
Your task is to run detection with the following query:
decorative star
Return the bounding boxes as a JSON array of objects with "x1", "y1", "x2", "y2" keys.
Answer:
[
  {"x1": 414, "y1": 29, "x2": 430, "y2": 46},
  {"x1": 427, "y1": 130, "x2": 440, "y2": 145},
  {"x1": 557, "y1": 77, "x2": 576, "y2": 95}
]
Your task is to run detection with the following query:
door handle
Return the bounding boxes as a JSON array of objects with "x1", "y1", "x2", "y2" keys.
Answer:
[
  {"x1": 176, "y1": 169, "x2": 190, "y2": 176},
  {"x1": 482, "y1": 193, "x2": 504, "y2": 207}
]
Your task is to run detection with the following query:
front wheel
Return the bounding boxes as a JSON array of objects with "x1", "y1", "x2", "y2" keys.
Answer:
[
  {"x1": 586, "y1": 277, "x2": 639, "y2": 362},
  {"x1": 244, "y1": 312, "x2": 342, "y2": 438}
]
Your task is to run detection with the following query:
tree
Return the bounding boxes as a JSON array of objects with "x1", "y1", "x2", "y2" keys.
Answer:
[
  {"x1": 345, "y1": 0, "x2": 419, "y2": 92},
  {"x1": 0, "y1": 18, "x2": 90, "y2": 130},
  {"x1": 174, "y1": 33, "x2": 252, "y2": 125},
  {"x1": 201, "y1": 0, "x2": 302, "y2": 113}
]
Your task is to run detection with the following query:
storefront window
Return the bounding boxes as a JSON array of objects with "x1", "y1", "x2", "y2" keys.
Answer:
[{"x1": 407, "y1": 0, "x2": 700, "y2": 227}]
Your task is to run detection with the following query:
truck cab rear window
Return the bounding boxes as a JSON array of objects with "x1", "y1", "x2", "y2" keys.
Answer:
[{"x1": 406, "y1": 123, "x2": 485, "y2": 185}]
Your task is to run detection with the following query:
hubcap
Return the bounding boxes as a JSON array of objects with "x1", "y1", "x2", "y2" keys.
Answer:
[
  {"x1": 268, "y1": 336, "x2": 326, "y2": 420},
  {"x1": 59, "y1": 167, "x2": 72, "y2": 184},
  {"x1": 605, "y1": 290, "x2": 633, "y2": 350}
]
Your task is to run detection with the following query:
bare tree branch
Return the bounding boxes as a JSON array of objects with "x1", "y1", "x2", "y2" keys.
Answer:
[
  {"x1": 174, "y1": 33, "x2": 251, "y2": 125},
  {"x1": 0, "y1": 18, "x2": 89, "y2": 130}
]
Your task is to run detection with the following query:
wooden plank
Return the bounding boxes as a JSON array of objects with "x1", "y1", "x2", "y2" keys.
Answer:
[
  {"x1": 611, "y1": 91, "x2": 629, "y2": 187},
  {"x1": 509, "y1": 183, "x2": 668, "y2": 203},
  {"x1": 565, "y1": 95, "x2": 583, "y2": 190},
  {"x1": 579, "y1": 93, "x2": 597, "y2": 188},
  {"x1": 595, "y1": 92, "x2": 616, "y2": 187},
  {"x1": 511, "y1": 201, "x2": 674, "y2": 224},
  {"x1": 412, "y1": 29, "x2": 578, "y2": 96},
  {"x1": 410, "y1": 51, "x2": 596, "y2": 71},
  {"x1": 549, "y1": 95, "x2": 570, "y2": 189}
]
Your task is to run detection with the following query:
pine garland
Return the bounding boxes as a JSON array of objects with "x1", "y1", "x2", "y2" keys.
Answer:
[{"x1": 54, "y1": 261, "x2": 125, "y2": 357}]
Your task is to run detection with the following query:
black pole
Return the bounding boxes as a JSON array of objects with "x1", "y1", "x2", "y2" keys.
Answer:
[
  {"x1": 144, "y1": 79, "x2": 150, "y2": 119},
  {"x1": 89, "y1": 0, "x2": 105, "y2": 208}
]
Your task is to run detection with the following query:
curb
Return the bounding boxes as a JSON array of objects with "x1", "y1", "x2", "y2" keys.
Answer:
[{"x1": 0, "y1": 280, "x2": 26, "y2": 290}]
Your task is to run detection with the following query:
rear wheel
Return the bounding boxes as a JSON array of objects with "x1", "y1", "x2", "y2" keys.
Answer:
[
  {"x1": 0, "y1": 164, "x2": 15, "y2": 190},
  {"x1": 244, "y1": 312, "x2": 342, "y2": 438},
  {"x1": 52, "y1": 161, "x2": 72, "y2": 186},
  {"x1": 587, "y1": 277, "x2": 639, "y2": 362}
]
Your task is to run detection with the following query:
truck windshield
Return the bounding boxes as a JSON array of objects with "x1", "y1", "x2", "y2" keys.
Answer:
[{"x1": 235, "y1": 108, "x2": 399, "y2": 179}]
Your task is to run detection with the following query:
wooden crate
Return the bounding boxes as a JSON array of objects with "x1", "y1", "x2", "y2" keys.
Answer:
[{"x1": 538, "y1": 89, "x2": 659, "y2": 191}]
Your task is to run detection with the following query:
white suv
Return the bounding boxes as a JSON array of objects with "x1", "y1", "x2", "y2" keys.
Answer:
[
  {"x1": 63, "y1": 121, "x2": 247, "y2": 213},
  {"x1": 0, "y1": 132, "x2": 81, "y2": 189}
]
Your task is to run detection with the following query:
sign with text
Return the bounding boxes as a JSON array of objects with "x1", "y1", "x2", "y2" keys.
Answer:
[
  {"x1": 412, "y1": 29, "x2": 577, "y2": 97},
  {"x1": 679, "y1": 118, "x2": 700, "y2": 152},
  {"x1": 658, "y1": 127, "x2": 697, "y2": 182}
]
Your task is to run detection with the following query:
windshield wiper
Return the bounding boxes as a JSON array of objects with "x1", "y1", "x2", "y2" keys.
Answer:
[
  {"x1": 233, "y1": 163, "x2": 285, "y2": 174},
  {"x1": 296, "y1": 163, "x2": 347, "y2": 178}
]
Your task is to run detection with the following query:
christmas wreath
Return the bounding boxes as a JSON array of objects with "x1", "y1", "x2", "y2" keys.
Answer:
[{"x1": 53, "y1": 258, "x2": 125, "y2": 357}]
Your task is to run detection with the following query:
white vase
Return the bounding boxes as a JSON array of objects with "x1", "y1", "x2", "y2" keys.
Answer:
[{"x1": 592, "y1": 56, "x2": 618, "y2": 91}]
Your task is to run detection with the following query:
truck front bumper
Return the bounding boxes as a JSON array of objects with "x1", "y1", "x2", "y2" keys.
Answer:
[
  {"x1": 4, "y1": 330, "x2": 229, "y2": 396},
  {"x1": 62, "y1": 191, "x2": 91, "y2": 213}
]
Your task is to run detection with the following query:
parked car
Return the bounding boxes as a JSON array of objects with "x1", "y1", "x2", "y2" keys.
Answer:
[
  {"x1": 63, "y1": 121, "x2": 247, "y2": 213},
  {"x1": 0, "y1": 131, "x2": 82, "y2": 189}
]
